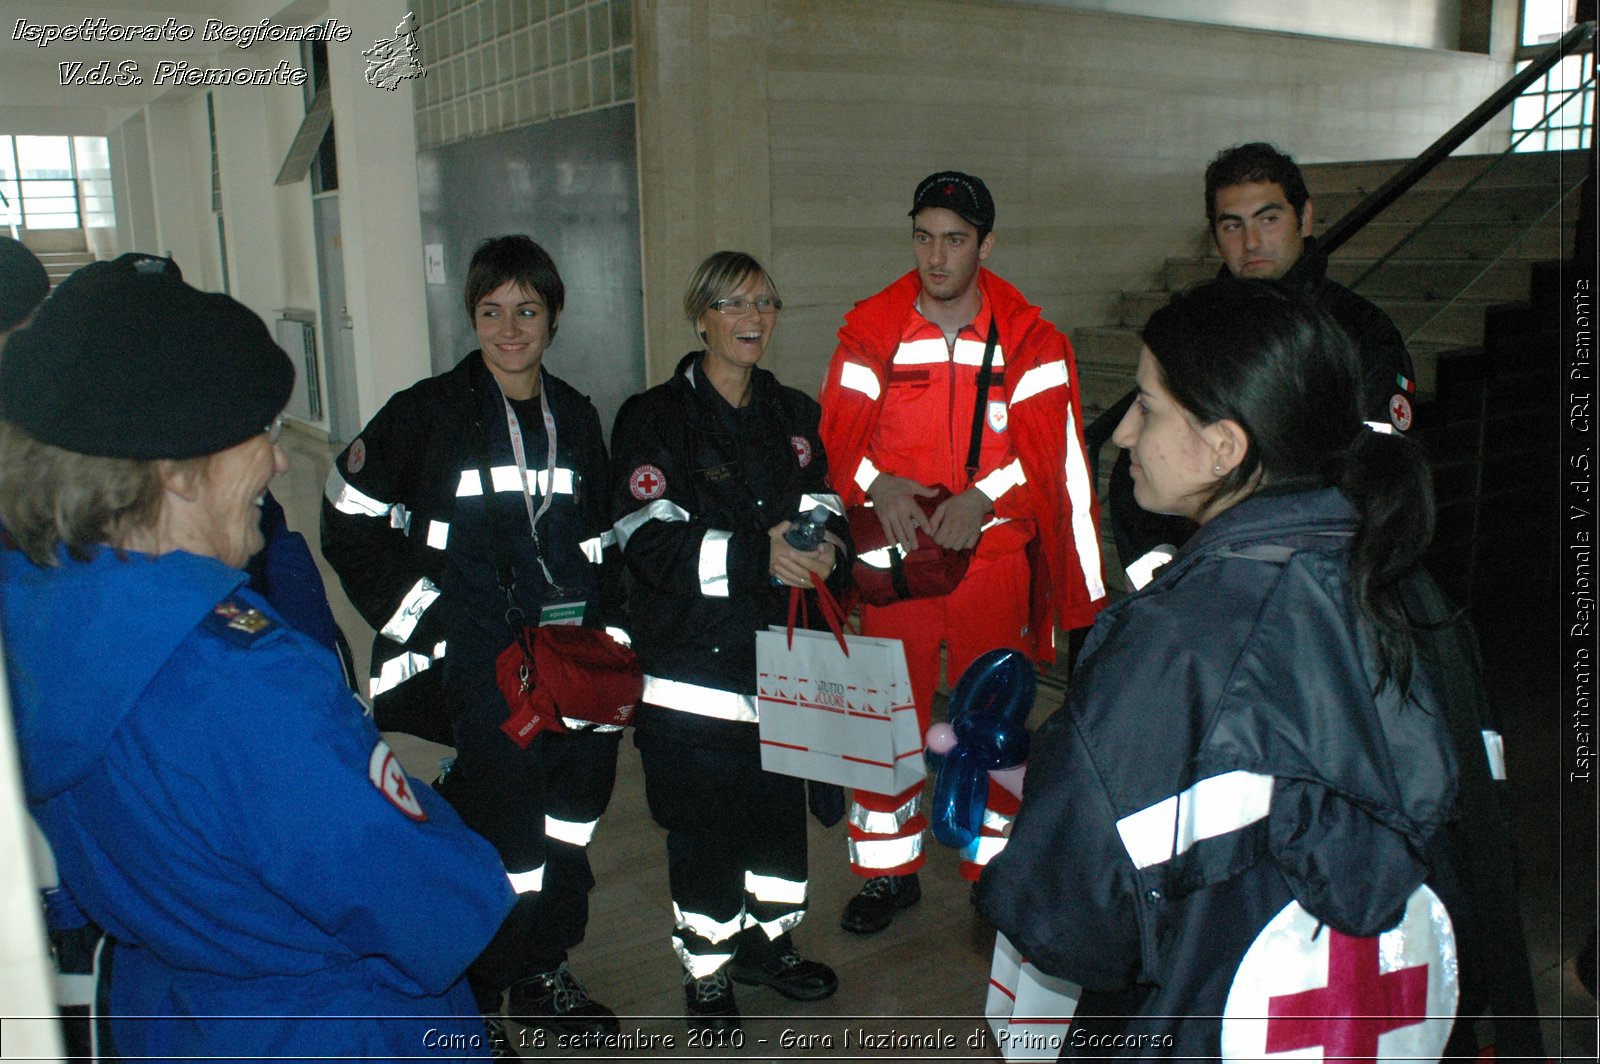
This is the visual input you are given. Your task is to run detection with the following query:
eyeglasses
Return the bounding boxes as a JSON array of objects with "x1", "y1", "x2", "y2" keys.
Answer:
[
  {"x1": 265, "y1": 415, "x2": 287, "y2": 443},
  {"x1": 712, "y1": 296, "x2": 782, "y2": 315}
]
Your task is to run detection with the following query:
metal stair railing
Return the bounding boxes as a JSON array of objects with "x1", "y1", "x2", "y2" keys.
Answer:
[
  {"x1": 1320, "y1": 21, "x2": 1594, "y2": 258},
  {"x1": 1350, "y1": 69, "x2": 1594, "y2": 345}
]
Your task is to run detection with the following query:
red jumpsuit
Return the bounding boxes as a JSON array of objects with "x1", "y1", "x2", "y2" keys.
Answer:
[{"x1": 819, "y1": 268, "x2": 1106, "y2": 880}]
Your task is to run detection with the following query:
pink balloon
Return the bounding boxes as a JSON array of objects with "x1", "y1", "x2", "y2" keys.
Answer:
[{"x1": 925, "y1": 722, "x2": 958, "y2": 755}]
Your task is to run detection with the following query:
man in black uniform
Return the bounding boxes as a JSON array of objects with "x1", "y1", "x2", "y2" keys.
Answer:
[{"x1": 1108, "y1": 142, "x2": 1417, "y2": 586}]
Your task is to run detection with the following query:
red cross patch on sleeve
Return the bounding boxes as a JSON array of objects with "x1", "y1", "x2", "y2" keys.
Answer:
[
  {"x1": 368, "y1": 740, "x2": 427, "y2": 821},
  {"x1": 790, "y1": 436, "x2": 813, "y2": 467},
  {"x1": 629, "y1": 464, "x2": 666, "y2": 500}
]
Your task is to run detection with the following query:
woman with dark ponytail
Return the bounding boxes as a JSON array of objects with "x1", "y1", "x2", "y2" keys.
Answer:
[{"x1": 978, "y1": 279, "x2": 1539, "y2": 1059}]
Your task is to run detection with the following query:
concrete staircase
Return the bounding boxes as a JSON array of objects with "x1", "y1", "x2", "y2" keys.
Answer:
[
  {"x1": 1073, "y1": 150, "x2": 1588, "y2": 422},
  {"x1": 14, "y1": 228, "x2": 97, "y2": 289},
  {"x1": 1073, "y1": 149, "x2": 1587, "y2": 594}
]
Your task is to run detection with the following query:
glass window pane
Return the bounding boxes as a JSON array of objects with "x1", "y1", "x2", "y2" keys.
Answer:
[
  {"x1": 0, "y1": 136, "x2": 14, "y2": 180},
  {"x1": 1522, "y1": 0, "x2": 1574, "y2": 47},
  {"x1": 15, "y1": 136, "x2": 71, "y2": 179}
]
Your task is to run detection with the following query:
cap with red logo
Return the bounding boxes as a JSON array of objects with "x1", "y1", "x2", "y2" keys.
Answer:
[{"x1": 909, "y1": 171, "x2": 995, "y2": 233}]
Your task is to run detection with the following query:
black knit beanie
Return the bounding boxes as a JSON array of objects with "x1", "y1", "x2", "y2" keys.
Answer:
[{"x1": 0, "y1": 260, "x2": 294, "y2": 459}]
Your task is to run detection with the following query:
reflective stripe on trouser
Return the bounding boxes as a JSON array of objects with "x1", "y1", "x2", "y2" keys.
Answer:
[
  {"x1": 638, "y1": 730, "x2": 808, "y2": 977},
  {"x1": 435, "y1": 665, "x2": 623, "y2": 1002},
  {"x1": 853, "y1": 549, "x2": 1033, "y2": 879}
]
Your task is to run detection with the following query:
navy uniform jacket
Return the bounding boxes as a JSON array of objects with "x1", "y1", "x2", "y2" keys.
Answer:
[
  {"x1": 2, "y1": 545, "x2": 513, "y2": 1061},
  {"x1": 321, "y1": 353, "x2": 622, "y2": 744},
  {"x1": 609, "y1": 352, "x2": 849, "y2": 751},
  {"x1": 978, "y1": 488, "x2": 1496, "y2": 1058}
]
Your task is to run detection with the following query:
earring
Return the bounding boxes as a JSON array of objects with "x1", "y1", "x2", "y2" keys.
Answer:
[{"x1": 1213, "y1": 462, "x2": 1223, "y2": 476}]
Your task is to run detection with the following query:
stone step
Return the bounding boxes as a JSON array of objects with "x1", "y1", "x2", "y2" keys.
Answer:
[
  {"x1": 1161, "y1": 255, "x2": 1537, "y2": 304},
  {"x1": 1328, "y1": 218, "x2": 1570, "y2": 262},
  {"x1": 1313, "y1": 175, "x2": 1585, "y2": 227},
  {"x1": 1298, "y1": 150, "x2": 1588, "y2": 194},
  {"x1": 33, "y1": 250, "x2": 96, "y2": 286}
]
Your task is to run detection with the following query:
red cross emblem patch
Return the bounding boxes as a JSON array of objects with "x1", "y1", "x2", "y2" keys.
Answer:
[
  {"x1": 368, "y1": 740, "x2": 426, "y2": 822},
  {"x1": 629, "y1": 464, "x2": 666, "y2": 500},
  {"x1": 1220, "y1": 884, "x2": 1457, "y2": 1061},
  {"x1": 1389, "y1": 393, "x2": 1414, "y2": 432},
  {"x1": 791, "y1": 435, "x2": 812, "y2": 467}
]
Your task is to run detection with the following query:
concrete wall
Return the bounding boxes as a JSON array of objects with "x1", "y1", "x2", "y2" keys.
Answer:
[{"x1": 636, "y1": 0, "x2": 1513, "y2": 397}]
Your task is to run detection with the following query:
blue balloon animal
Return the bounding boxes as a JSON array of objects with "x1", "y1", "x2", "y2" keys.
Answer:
[{"x1": 925, "y1": 648, "x2": 1035, "y2": 849}]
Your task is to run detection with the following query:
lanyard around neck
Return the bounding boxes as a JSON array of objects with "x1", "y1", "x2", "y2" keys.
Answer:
[{"x1": 495, "y1": 377, "x2": 558, "y2": 588}]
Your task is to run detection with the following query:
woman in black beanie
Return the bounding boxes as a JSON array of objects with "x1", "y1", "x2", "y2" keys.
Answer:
[{"x1": 0, "y1": 263, "x2": 514, "y2": 1059}]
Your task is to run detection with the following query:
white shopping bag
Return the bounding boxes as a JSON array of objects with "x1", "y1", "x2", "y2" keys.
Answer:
[
  {"x1": 986, "y1": 931, "x2": 1081, "y2": 1061},
  {"x1": 755, "y1": 626, "x2": 925, "y2": 794}
]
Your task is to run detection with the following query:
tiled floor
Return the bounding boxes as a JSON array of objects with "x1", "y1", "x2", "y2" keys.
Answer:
[{"x1": 282, "y1": 428, "x2": 1597, "y2": 1060}]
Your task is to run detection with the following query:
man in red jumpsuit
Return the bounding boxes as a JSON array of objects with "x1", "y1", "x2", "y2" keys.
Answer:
[{"x1": 818, "y1": 171, "x2": 1106, "y2": 933}]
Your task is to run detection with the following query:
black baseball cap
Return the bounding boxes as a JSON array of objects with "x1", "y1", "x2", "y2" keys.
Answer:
[{"x1": 909, "y1": 171, "x2": 995, "y2": 234}]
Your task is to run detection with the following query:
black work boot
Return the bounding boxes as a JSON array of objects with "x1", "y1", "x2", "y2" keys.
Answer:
[
  {"x1": 839, "y1": 872, "x2": 922, "y2": 933},
  {"x1": 683, "y1": 965, "x2": 741, "y2": 1033},
  {"x1": 729, "y1": 930, "x2": 838, "y2": 1001},
  {"x1": 505, "y1": 962, "x2": 619, "y2": 1039}
]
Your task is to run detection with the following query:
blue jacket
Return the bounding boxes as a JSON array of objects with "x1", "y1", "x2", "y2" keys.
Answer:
[
  {"x1": 2, "y1": 545, "x2": 514, "y2": 1061},
  {"x1": 978, "y1": 488, "x2": 1480, "y2": 1058}
]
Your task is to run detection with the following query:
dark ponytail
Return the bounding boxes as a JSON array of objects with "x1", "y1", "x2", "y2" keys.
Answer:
[
  {"x1": 1335, "y1": 428, "x2": 1435, "y2": 693},
  {"x1": 1142, "y1": 279, "x2": 1436, "y2": 694}
]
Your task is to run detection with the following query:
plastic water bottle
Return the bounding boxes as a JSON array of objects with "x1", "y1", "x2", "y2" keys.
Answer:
[{"x1": 772, "y1": 505, "x2": 829, "y2": 586}]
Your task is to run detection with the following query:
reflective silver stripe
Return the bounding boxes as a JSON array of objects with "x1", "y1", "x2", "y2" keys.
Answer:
[
  {"x1": 578, "y1": 529, "x2": 615, "y2": 564},
  {"x1": 839, "y1": 361, "x2": 881, "y2": 400},
  {"x1": 848, "y1": 794, "x2": 920, "y2": 833},
  {"x1": 744, "y1": 871, "x2": 807, "y2": 905},
  {"x1": 545, "y1": 815, "x2": 599, "y2": 847},
  {"x1": 1125, "y1": 547, "x2": 1175, "y2": 591},
  {"x1": 1482, "y1": 729, "x2": 1506, "y2": 781},
  {"x1": 960, "y1": 833, "x2": 1009, "y2": 867},
  {"x1": 1066, "y1": 406, "x2": 1108, "y2": 602},
  {"x1": 1364, "y1": 420, "x2": 1397, "y2": 435},
  {"x1": 454, "y1": 466, "x2": 579, "y2": 497},
  {"x1": 754, "y1": 912, "x2": 804, "y2": 939},
  {"x1": 675, "y1": 939, "x2": 736, "y2": 977},
  {"x1": 389, "y1": 503, "x2": 412, "y2": 533},
  {"x1": 379, "y1": 577, "x2": 442, "y2": 642},
  {"x1": 799, "y1": 492, "x2": 844, "y2": 517},
  {"x1": 325, "y1": 469, "x2": 391, "y2": 517},
  {"x1": 849, "y1": 832, "x2": 923, "y2": 870},
  {"x1": 674, "y1": 903, "x2": 743, "y2": 944},
  {"x1": 952, "y1": 335, "x2": 1005, "y2": 368},
  {"x1": 54, "y1": 971, "x2": 95, "y2": 1008},
  {"x1": 981, "y1": 808, "x2": 1012, "y2": 832},
  {"x1": 426, "y1": 520, "x2": 449, "y2": 549},
  {"x1": 613, "y1": 498, "x2": 691, "y2": 551},
  {"x1": 893, "y1": 337, "x2": 949, "y2": 365},
  {"x1": 370, "y1": 649, "x2": 433, "y2": 697},
  {"x1": 699, "y1": 530, "x2": 731, "y2": 597},
  {"x1": 507, "y1": 864, "x2": 545, "y2": 894},
  {"x1": 856, "y1": 544, "x2": 901, "y2": 570},
  {"x1": 642, "y1": 675, "x2": 756, "y2": 722},
  {"x1": 974, "y1": 457, "x2": 1026, "y2": 502},
  {"x1": 604, "y1": 625, "x2": 632, "y2": 647},
  {"x1": 1011, "y1": 360, "x2": 1068, "y2": 404},
  {"x1": 854, "y1": 456, "x2": 881, "y2": 495},
  {"x1": 559, "y1": 719, "x2": 626, "y2": 733},
  {"x1": 1115, "y1": 770, "x2": 1274, "y2": 871}
]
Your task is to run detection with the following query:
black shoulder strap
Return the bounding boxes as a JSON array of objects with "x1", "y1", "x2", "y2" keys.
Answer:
[{"x1": 964, "y1": 318, "x2": 1001, "y2": 483}]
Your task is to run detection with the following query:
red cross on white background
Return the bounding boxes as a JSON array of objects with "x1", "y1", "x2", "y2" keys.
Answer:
[{"x1": 1265, "y1": 929, "x2": 1430, "y2": 1060}]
